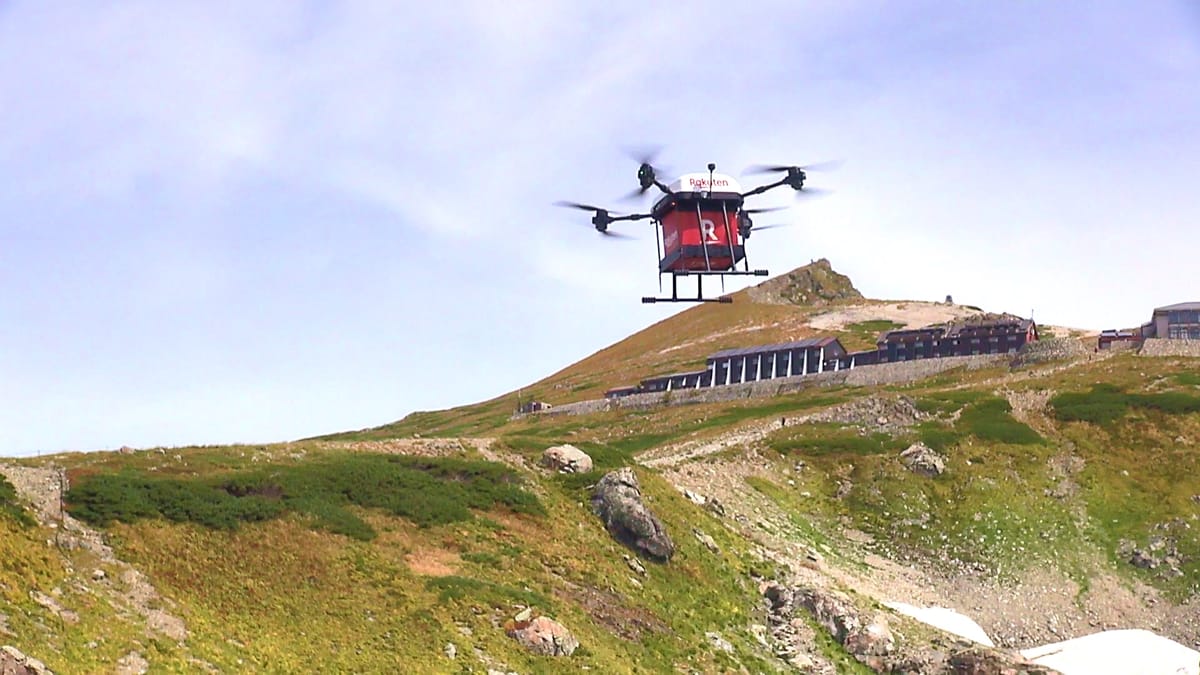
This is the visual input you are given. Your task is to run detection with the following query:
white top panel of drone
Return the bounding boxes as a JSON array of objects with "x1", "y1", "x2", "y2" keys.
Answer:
[{"x1": 667, "y1": 172, "x2": 744, "y2": 195}]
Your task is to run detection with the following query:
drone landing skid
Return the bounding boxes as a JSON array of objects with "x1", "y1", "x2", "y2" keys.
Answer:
[{"x1": 641, "y1": 269, "x2": 769, "y2": 304}]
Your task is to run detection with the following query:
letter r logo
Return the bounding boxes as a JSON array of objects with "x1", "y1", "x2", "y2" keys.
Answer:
[{"x1": 699, "y1": 218, "x2": 718, "y2": 242}]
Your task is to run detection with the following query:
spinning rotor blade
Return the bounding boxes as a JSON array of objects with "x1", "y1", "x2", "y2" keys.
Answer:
[
  {"x1": 554, "y1": 200, "x2": 613, "y2": 213},
  {"x1": 624, "y1": 144, "x2": 663, "y2": 166},
  {"x1": 794, "y1": 186, "x2": 833, "y2": 199},
  {"x1": 744, "y1": 160, "x2": 843, "y2": 175},
  {"x1": 600, "y1": 229, "x2": 636, "y2": 239},
  {"x1": 741, "y1": 206, "x2": 786, "y2": 215},
  {"x1": 750, "y1": 223, "x2": 795, "y2": 232},
  {"x1": 619, "y1": 186, "x2": 652, "y2": 202},
  {"x1": 619, "y1": 144, "x2": 672, "y2": 200}
]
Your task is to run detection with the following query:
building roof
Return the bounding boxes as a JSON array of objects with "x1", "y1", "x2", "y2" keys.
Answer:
[
  {"x1": 1154, "y1": 302, "x2": 1200, "y2": 312},
  {"x1": 639, "y1": 369, "x2": 708, "y2": 383},
  {"x1": 707, "y1": 336, "x2": 840, "y2": 360}
]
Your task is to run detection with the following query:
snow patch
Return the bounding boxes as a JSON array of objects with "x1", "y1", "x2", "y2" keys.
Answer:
[
  {"x1": 1021, "y1": 629, "x2": 1199, "y2": 675},
  {"x1": 884, "y1": 601, "x2": 995, "y2": 647}
]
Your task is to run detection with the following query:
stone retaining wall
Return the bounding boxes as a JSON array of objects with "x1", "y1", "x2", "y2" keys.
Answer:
[
  {"x1": 1009, "y1": 337, "x2": 1092, "y2": 369},
  {"x1": 1139, "y1": 338, "x2": 1200, "y2": 358},
  {"x1": 533, "y1": 354, "x2": 1007, "y2": 418}
]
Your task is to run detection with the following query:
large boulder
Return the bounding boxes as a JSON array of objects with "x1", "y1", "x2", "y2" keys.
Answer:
[
  {"x1": 797, "y1": 587, "x2": 895, "y2": 660},
  {"x1": 506, "y1": 615, "x2": 579, "y2": 656},
  {"x1": 1, "y1": 646, "x2": 53, "y2": 675},
  {"x1": 900, "y1": 442, "x2": 946, "y2": 478},
  {"x1": 541, "y1": 445, "x2": 593, "y2": 474},
  {"x1": 591, "y1": 468, "x2": 675, "y2": 562}
]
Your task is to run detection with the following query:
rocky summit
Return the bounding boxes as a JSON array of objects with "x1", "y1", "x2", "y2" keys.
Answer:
[{"x1": 1, "y1": 260, "x2": 1199, "y2": 674}]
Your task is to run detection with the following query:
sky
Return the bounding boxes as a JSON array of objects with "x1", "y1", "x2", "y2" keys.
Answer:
[{"x1": 2, "y1": 1, "x2": 1198, "y2": 456}]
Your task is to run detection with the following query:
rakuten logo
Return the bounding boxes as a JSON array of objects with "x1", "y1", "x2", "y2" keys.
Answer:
[{"x1": 688, "y1": 177, "x2": 729, "y2": 189}]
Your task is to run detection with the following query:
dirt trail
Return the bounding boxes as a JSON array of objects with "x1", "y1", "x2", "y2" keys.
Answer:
[
  {"x1": 805, "y1": 301, "x2": 983, "y2": 331},
  {"x1": 311, "y1": 436, "x2": 531, "y2": 471}
]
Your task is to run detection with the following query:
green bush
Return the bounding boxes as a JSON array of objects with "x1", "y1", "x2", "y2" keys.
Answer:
[
  {"x1": 1173, "y1": 372, "x2": 1200, "y2": 387},
  {"x1": 1051, "y1": 384, "x2": 1200, "y2": 425},
  {"x1": 66, "y1": 455, "x2": 544, "y2": 540},
  {"x1": 917, "y1": 422, "x2": 963, "y2": 452},
  {"x1": 959, "y1": 398, "x2": 1043, "y2": 445},
  {"x1": 0, "y1": 476, "x2": 36, "y2": 528},
  {"x1": 773, "y1": 432, "x2": 905, "y2": 456}
]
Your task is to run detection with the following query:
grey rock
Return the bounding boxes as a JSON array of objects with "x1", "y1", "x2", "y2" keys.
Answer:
[
  {"x1": 693, "y1": 528, "x2": 720, "y2": 554},
  {"x1": 899, "y1": 442, "x2": 946, "y2": 478},
  {"x1": 705, "y1": 631, "x2": 734, "y2": 653},
  {"x1": 591, "y1": 468, "x2": 675, "y2": 562},
  {"x1": 704, "y1": 497, "x2": 726, "y2": 517},
  {"x1": 2, "y1": 646, "x2": 54, "y2": 675},
  {"x1": 115, "y1": 651, "x2": 148, "y2": 675},
  {"x1": 1130, "y1": 549, "x2": 1158, "y2": 569},
  {"x1": 506, "y1": 616, "x2": 579, "y2": 656},
  {"x1": 444, "y1": 642, "x2": 457, "y2": 659},
  {"x1": 541, "y1": 444, "x2": 593, "y2": 474}
]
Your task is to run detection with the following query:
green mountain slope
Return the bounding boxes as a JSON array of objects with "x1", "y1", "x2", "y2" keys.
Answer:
[{"x1": 2, "y1": 261, "x2": 1199, "y2": 673}]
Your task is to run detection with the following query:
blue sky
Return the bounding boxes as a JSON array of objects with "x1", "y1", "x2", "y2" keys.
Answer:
[{"x1": 2, "y1": 1, "x2": 1198, "y2": 455}]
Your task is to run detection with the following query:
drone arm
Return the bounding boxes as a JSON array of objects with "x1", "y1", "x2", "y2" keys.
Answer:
[
  {"x1": 740, "y1": 178, "x2": 788, "y2": 199},
  {"x1": 609, "y1": 212, "x2": 653, "y2": 223}
]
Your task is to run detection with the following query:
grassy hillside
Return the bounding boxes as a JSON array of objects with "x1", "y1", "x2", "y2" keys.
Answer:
[
  {"x1": 2, "y1": 261, "x2": 1198, "y2": 672},
  {"x1": 324, "y1": 259, "x2": 872, "y2": 441}
]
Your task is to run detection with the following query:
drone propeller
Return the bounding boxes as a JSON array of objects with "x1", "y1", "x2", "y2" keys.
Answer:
[
  {"x1": 554, "y1": 200, "x2": 639, "y2": 238},
  {"x1": 749, "y1": 223, "x2": 795, "y2": 232},
  {"x1": 620, "y1": 145, "x2": 670, "y2": 200},
  {"x1": 554, "y1": 201, "x2": 611, "y2": 213},
  {"x1": 741, "y1": 206, "x2": 786, "y2": 215},
  {"x1": 599, "y1": 229, "x2": 635, "y2": 239},
  {"x1": 796, "y1": 186, "x2": 832, "y2": 197},
  {"x1": 744, "y1": 160, "x2": 843, "y2": 175}
]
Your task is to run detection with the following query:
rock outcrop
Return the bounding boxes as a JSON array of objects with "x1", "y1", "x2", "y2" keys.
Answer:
[
  {"x1": 505, "y1": 614, "x2": 579, "y2": 657},
  {"x1": 745, "y1": 258, "x2": 864, "y2": 307},
  {"x1": 0, "y1": 646, "x2": 53, "y2": 675},
  {"x1": 762, "y1": 582, "x2": 1059, "y2": 674},
  {"x1": 806, "y1": 395, "x2": 927, "y2": 435},
  {"x1": 900, "y1": 442, "x2": 946, "y2": 478},
  {"x1": 591, "y1": 468, "x2": 675, "y2": 562},
  {"x1": 795, "y1": 587, "x2": 895, "y2": 667},
  {"x1": 540, "y1": 445, "x2": 593, "y2": 474}
]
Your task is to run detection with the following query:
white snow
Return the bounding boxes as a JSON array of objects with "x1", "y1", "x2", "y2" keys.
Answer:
[
  {"x1": 1021, "y1": 629, "x2": 1200, "y2": 675},
  {"x1": 883, "y1": 601, "x2": 996, "y2": 647}
]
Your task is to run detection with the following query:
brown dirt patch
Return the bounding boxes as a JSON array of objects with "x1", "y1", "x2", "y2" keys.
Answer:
[
  {"x1": 554, "y1": 581, "x2": 668, "y2": 641},
  {"x1": 404, "y1": 548, "x2": 460, "y2": 577}
]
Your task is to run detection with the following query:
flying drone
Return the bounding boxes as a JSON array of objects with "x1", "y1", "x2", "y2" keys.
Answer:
[{"x1": 556, "y1": 154, "x2": 836, "y2": 303}]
